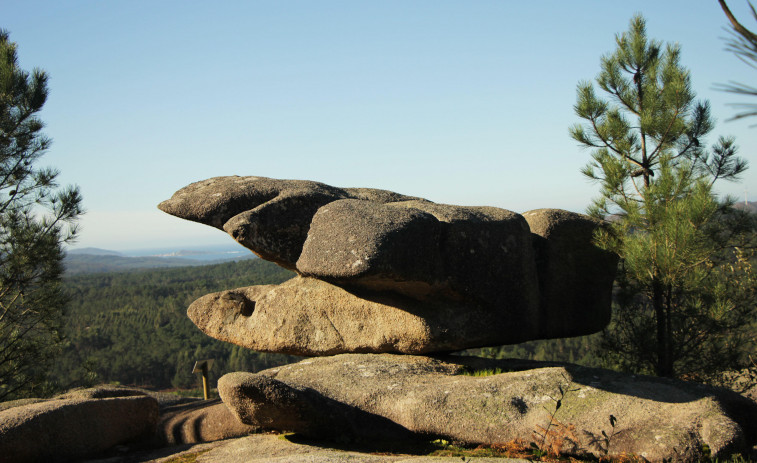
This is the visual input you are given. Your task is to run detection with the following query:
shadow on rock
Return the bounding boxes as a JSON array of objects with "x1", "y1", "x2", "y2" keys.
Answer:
[{"x1": 218, "y1": 371, "x2": 421, "y2": 445}]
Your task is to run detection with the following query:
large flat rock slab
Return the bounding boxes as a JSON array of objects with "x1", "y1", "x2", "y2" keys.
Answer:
[
  {"x1": 188, "y1": 276, "x2": 540, "y2": 356},
  {"x1": 0, "y1": 387, "x2": 159, "y2": 463},
  {"x1": 81, "y1": 434, "x2": 530, "y2": 463},
  {"x1": 218, "y1": 354, "x2": 757, "y2": 461},
  {"x1": 193, "y1": 434, "x2": 529, "y2": 463},
  {"x1": 158, "y1": 176, "x2": 419, "y2": 269}
]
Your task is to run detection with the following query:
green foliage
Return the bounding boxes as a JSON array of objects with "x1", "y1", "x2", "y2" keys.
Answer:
[
  {"x1": 460, "y1": 367, "x2": 507, "y2": 377},
  {"x1": 531, "y1": 376, "x2": 581, "y2": 459},
  {"x1": 0, "y1": 30, "x2": 82, "y2": 400},
  {"x1": 464, "y1": 333, "x2": 606, "y2": 368},
  {"x1": 571, "y1": 15, "x2": 756, "y2": 378},
  {"x1": 51, "y1": 258, "x2": 298, "y2": 391},
  {"x1": 426, "y1": 438, "x2": 528, "y2": 459}
]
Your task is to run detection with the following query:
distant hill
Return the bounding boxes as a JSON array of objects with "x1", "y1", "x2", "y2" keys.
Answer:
[
  {"x1": 63, "y1": 254, "x2": 211, "y2": 274},
  {"x1": 734, "y1": 201, "x2": 757, "y2": 215},
  {"x1": 67, "y1": 247, "x2": 124, "y2": 256},
  {"x1": 64, "y1": 249, "x2": 255, "y2": 275},
  {"x1": 152, "y1": 249, "x2": 218, "y2": 257}
]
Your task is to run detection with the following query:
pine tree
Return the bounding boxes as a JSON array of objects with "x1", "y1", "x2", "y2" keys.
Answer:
[
  {"x1": 718, "y1": 0, "x2": 757, "y2": 121},
  {"x1": 570, "y1": 15, "x2": 755, "y2": 378},
  {"x1": 0, "y1": 30, "x2": 82, "y2": 400}
]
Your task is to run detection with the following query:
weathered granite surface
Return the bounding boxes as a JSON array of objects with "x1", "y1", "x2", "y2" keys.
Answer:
[
  {"x1": 188, "y1": 276, "x2": 537, "y2": 356},
  {"x1": 524, "y1": 208, "x2": 618, "y2": 338},
  {"x1": 161, "y1": 176, "x2": 618, "y2": 354},
  {"x1": 81, "y1": 433, "x2": 530, "y2": 463},
  {"x1": 155, "y1": 398, "x2": 259, "y2": 446},
  {"x1": 218, "y1": 354, "x2": 757, "y2": 462},
  {"x1": 191, "y1": 434, "x2": 530, "y2": 463},
  {"x1": 158, "y1": 176, "x2": 420, "y2": 270},
  {"x1": 0, "y1": 387, "x2": 159, "y2": 463}
]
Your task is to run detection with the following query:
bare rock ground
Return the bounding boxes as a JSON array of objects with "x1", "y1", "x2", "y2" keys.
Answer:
[{"x1": 83, "y1": 433, "x2": 530, "y2": 463}]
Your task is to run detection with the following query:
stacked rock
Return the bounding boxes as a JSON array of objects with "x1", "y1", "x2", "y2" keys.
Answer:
[
  {"x1": 158, "y1": 176, "x2": 619, "y2": 356},
  {"x1": 158, "y1": 176, "x2": 757, "y2": 461}
]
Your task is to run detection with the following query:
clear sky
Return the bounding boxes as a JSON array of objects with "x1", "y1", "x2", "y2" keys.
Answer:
[{"x1": 4, "y1": 1, "x2": 757, "y2": 251}]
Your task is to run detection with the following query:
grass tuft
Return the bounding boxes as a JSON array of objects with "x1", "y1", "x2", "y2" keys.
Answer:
[{"x1": 460, "y1": 367, "x2": 507, "y2": 377}]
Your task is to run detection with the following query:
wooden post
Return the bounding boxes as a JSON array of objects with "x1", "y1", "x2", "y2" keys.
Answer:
[
  {"x1": 192, "y1": 359, "x2": 214, "y2": 400},
  {"x1": 201, "y1": 363, "x2": 210, "y2": 400}
]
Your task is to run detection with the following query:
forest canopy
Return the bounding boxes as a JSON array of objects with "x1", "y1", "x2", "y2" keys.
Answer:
[{"x1": 53, "y1": 258, "x2": 298, "y2": 391}]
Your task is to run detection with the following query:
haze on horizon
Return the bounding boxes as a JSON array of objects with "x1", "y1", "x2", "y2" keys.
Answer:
[{"x1": 5, "y1": 1, "x2": 757, "y2": 251}]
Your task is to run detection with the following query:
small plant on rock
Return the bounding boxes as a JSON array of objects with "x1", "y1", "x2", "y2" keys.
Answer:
[
  {"x1": 531, "y1": 375, "x2": 582, "y2": 459},
  {"x1": 585, "y1": 414, "x2": 622, "y2": 459}
]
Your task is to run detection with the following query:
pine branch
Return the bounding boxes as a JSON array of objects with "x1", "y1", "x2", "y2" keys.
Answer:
[{"x1": 719, "y1": 0, "x2": 757, "y2": 43}]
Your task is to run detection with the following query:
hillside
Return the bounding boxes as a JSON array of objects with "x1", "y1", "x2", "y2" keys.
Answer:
[
  {"x1": 53, "y1": 258, "x2": 298, "y2": 391},
  {"x1": 64, "y1": 253, "x2": 216, "y2": 274},
  {"x1": 67, "y1": 247, "x2": 124, "y2": 256},
  {"x1": 735, "y1": 200, "x2": 757, "y2": 215},
  {"x1": 64, "y1": 249, "x2": 256, "y2": 274}
]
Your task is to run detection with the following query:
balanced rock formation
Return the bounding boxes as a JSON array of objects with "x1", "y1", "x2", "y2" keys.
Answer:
[
  {"x1": 218, "y1": 354, "x2": 757, "y2": 461},
  {"x1": 160, "y1": 176, "x2": 618, "y2": 354},
  {"x1": 159, "y1": 176, "x2": 757, "y2": 461}
]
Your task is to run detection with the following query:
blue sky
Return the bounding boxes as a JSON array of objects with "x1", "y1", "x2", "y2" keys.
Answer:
[{"x1": 5, "y1": 1, "x2": 757, "y2": 250}]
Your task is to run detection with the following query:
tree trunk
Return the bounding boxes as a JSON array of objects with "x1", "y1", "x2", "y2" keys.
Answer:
[
  {"x1": 664, "y1": 283, "x2": 674, "y2": 377},
  {"x1": 652, "y1": 277, "x2": 673, "y2": 376}
]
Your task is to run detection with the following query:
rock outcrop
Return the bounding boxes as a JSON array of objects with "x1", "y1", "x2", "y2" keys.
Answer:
[
  {"x1": 523, "y1": 208, "x2": 619, "y2": 338},
  {"x1": 157, "y1": 176, "x2": 420, "y2": 270},
  {"x1": 156, "y1": 398, "x2": 259, "y2": 445},
  {"x1": 188, "y1": 276, "x2": 536, "y2": 356},
  {"x1": 181, "y1": 433, "x2": 531, "y2": 463},
  {"x1": 0, "y1": 387, "x2": 159, "y2": 463},
  {"x1": 158, "y1": 176, "x2": 757, "y2": 461},
  {"x1": 219, "y1": 371, "x2": 417, "y2": 443},
  {"x1": 160, "y1": 176, "x2": 618, "y2": 354},
  {"x1": 218, "y1": 354, "x2": 757, "y2": 461}
]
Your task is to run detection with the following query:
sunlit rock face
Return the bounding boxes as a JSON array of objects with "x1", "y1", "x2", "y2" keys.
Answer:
[
  {"x1": 160, "y1": 176, "x2": 618, "y2": 355},
  {"x1": 158, "y1": 176, "x2": 419, "y2": 270},
  {"x1": 217, "y1": 354, "x2": 757, "y2": 462}
]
